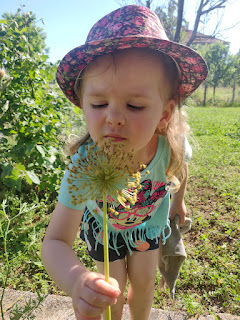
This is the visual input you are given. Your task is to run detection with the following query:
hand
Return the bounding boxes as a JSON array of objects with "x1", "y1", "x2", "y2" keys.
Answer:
[
  {"x1": 169, "y1": 200, "x2": 187, "y2": 225},
  {"x1": 72, "y1": 270, "x2": 120, "y2": 319}
]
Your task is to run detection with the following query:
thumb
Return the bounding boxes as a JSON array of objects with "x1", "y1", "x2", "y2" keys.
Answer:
[
  {"x1": 96, "y1": 273, "x2": 121, "y2": 297},
  {"x1": 108, "y1": 276, "x2": 120, "y2": 293}
]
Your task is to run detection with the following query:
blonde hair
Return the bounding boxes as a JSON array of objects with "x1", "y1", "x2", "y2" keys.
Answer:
[
  {"x1": 69, "y1": 49, "x2": 190, "y2": 191},
  {"x1": 161, "y1": 107, "x2": 189, "y2": 191}
]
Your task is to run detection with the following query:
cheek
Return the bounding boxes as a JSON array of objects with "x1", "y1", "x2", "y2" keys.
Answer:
[
  {"x1": 84, "y1": 109, "x2": 100, "y2": 125},
  {"x1": 131, "y1": 114, "x2": 160, "y2": 133},
  {"x1": 83, "y1": 110, "x2": 104, "y2": 141}
]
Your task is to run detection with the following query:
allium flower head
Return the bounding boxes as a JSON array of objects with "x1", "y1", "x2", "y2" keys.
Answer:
[{"x1": 67, "y1": 138, "x2": 146, "y2": 211}]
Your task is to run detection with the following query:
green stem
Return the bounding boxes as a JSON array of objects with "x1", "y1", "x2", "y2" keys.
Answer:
[{"x1": 103, "y1": 192, "x2": 111, "y2": 320}]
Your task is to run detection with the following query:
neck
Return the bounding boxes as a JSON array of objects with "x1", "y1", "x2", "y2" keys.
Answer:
[{"x1": 136, "y1": 134, "x2": 159, "y2": 166}]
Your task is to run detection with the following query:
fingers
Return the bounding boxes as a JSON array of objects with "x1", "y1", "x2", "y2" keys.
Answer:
[
  {"x1": 179, "y1": 215, "x2": 186, "y2": 225},
  {"x1": 74, "y1": 297, "x2": 104, "y2": 319},
  {"x1": 108, "y1": 276, "x2": 120, "y2": 292},
  {"x1": 169, "y1": 202, "x2": 187, "y2": 225},
  {"x1": 78, "y1": 281, "x2": 118, "y2": 308},
  {"x1": 72, "y1": 271, "x2": 121, "y2": 319},
  {"x1": 170, "y1": 213, "x2": 185, "y2": 224},
  {"x1": 86, "y1": 272, "x2": 120, "y2": 298},
  {"x1": 74, "y1": 307, "x2": 101, "y2": 320}
]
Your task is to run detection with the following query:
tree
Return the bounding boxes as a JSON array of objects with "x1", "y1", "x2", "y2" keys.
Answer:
[
  {"x1": 155, "y1": 0, "x2": 178, "y2": 40},
  {"x1": 0, "y1": 9, "x2": 73, "y2": 197},
  {"x1": 186, "y1": 0, "x2": 229, "y2": 46},
  {"x1": 174, "y1": 0, "x2": 184, "y2": 43},
  {"x1": 1, "y1": 9, "x2": 48, "y2": 56},
  {"x1": 199, "y1": 42, "x2": 231, "y2": 101},
  {"x1": 223, "y1": 52, "x2": 240, "y2": 103}
]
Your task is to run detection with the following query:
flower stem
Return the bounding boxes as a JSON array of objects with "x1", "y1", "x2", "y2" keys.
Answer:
[{"x1": 103, "y1": 192, "x2": 111, "y2": 320}]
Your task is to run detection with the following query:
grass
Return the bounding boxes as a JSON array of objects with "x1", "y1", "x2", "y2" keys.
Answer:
[
  {"x1": 1, "y1": 105, "x2": 239, "y2": 317},
  {"x1": 153, "y1": 106, "x2": 240, "y2": 316}
]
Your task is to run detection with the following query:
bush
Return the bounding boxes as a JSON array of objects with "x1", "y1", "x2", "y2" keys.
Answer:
[{"x1": 0, "y1": 9, "x2": 82, "y2": 202}]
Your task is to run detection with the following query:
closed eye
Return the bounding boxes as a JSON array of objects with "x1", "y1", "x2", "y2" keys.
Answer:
[
  {"x1": 91, "y1": 104, "x2": 108, "y2": 108},
  {"x1": 127, "y1": 104, "x2": 145, "y2": 110}
]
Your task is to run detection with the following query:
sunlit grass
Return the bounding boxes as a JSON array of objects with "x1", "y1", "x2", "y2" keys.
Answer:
[{"x1": 154, "y1": 106, "x2": 240, "y2": 316}]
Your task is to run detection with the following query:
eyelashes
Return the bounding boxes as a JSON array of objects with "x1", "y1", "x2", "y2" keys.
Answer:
[
  {"x1": 127, "y1": 104, "x2": 145, "y2": 111},
  {"x1": 91, "y1": 104, "x2": 145, "y2": 111},
  {"x1": 91, "y1": 104, "x2": 107, "y2": 108}
]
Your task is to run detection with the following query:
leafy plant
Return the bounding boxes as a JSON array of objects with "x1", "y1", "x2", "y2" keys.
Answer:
[
  {"x1": 0, "y1": 9, "x2": 79, "y2": 201},
  {"x1": 8, "y1": 291, "x2": 46, "y2": 320}
]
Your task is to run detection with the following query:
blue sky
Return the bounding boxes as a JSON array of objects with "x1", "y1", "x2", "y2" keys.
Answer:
[{"x1": 1, "y1": 0, "x2": 239, "y2": 62}]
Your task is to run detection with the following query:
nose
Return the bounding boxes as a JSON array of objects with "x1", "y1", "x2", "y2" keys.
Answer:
[{"x1": 106, "y1": 105, "x2": 125, "y2": 127}]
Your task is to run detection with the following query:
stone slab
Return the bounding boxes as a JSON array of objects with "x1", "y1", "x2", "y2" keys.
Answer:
[{"x1": 1, "y1": 289, "x2": 239, "y2": 320}]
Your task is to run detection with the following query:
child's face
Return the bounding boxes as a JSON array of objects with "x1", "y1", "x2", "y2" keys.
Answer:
[{"x1": 81, "y1": 49, "x2": 175, "y2": 164}]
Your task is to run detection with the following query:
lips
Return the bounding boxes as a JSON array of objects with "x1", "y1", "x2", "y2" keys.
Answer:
[{"x1": 105, "y1": 135, "x2": 126, "y2": 142}]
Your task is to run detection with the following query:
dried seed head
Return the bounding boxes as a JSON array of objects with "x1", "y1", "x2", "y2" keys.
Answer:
[{"x1": 67, "y1": 138, "x2": 148, "y2": 211}]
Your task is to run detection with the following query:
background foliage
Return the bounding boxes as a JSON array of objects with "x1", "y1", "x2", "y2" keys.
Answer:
[
  {"x1": 0, "y1": 7, "x2": 239, "y2": 318},
  {"x1": 0, "y1": 9, "x2": 85, "y2": 201}
]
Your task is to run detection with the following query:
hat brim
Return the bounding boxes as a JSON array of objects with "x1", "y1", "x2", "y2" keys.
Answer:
[{"x1": 56, "y1": 36, "x2": 208, "y2": 106}]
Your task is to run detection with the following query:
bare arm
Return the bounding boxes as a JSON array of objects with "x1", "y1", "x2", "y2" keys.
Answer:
[
  {"x1": 41, "y1": 202, "x2": 120, "y2": 319},
  {"x1": 169, "y1": 163, "x2": 188, "y2": 224}
]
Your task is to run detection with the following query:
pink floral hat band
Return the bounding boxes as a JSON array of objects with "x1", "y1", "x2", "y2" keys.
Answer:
[{"x1": 56, "y1": 5, "x2": 208, "y2": 107}]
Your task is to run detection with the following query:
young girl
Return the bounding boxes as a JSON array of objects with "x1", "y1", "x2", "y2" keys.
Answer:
[{"x1": 41, "y1": 5, "x2": 208, "y2": 320}]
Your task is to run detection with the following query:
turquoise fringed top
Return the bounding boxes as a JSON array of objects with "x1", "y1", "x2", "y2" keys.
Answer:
[{"x1": 58, "y1": 135, "x2": 191, "y2": 255}]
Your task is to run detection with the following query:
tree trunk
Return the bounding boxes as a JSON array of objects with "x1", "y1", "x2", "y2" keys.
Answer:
[
  {"x1": 174, "y1": 0, "x2": 184, "y2": 43},
  {"x1": 203, "y1": 83, "x2": 208, "y2": 106},
  {"x1": 186, "y1": 0, "x2": 204, "y2": 47},
  {"x1": 231, "y1": 73, "x2": 236, "y2": 103},
  {"x1": 146, "y1": 0, "x2": 151, "y2": 8},
  {"x1": 213, "y1": 85, "x2": 216, "y2": 102}
]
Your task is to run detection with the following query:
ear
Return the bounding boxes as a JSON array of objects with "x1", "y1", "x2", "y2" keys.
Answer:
[{"x1": 157, "y1": 99, "x2": 175, "y2": 130}]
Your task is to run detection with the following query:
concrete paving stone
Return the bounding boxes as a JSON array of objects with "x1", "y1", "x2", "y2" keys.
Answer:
[
  {"x1": 1, "y1": 289, "x2": 239, "y2": 320},
  {"x1": 217, "y1": 314, "x2": 240, "y2": 320}
]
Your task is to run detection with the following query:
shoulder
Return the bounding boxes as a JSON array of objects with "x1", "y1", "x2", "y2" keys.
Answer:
[
  {"x1": 71, "y1": 138, "x2": 94, "y2": 164},
  {"x1": 58, "y1": 138, "x2": 94, "y2": 210},
  {"x1": 141, "y1": 135, "x2": 170, "y2": 182}
]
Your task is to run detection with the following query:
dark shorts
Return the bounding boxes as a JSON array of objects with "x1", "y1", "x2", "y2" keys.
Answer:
[{"x1": 80, "y1": 218, "x2": 160, "y2": 262}]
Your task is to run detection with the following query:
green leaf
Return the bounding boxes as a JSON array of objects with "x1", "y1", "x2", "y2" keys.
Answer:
[
  {"x1": 46, "y1": 155, "x2": 56, "y2": 164},
  {"x1": 11, "y1": 167, "x2": 22, "y2": 180},
  {"x1": 21, "y1": 34, "x2": 28, "y2": 42},
  {"x1": 16, "y1": 177, "x2": 22, "y2": 191},
  {"x1": 26, "y1": 143, "x2": 36, "y2": 153},
  {"x1": 20, "y1": 27, "x2": 27, "y2": 33},
  {"x1": 25, "y1": 173, "x2": 33, "y2": 185},
  {"x1": 36, "y1": 145, "x2": 45, "y2": 156},
  {"x1": 2, "y1": 101, "x2": 9, "y2": 113},
  {"x1": 26, "y1": 171, "x2": 40, "y2": 184},
  {"x1": 1, "y1": 163, "x2": 13, "y2": 178},
  {"x1": 15, "y1": 163, "x2": 26, "y2": 171}
]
